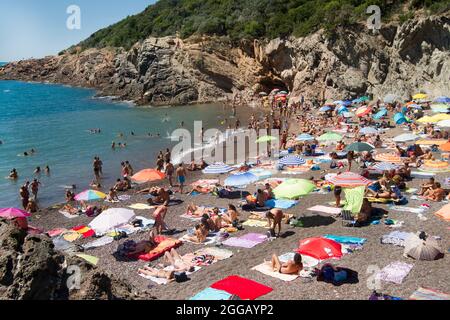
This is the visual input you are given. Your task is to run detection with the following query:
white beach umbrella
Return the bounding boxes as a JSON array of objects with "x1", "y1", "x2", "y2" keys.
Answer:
[
  {"x1": 436, "y1": 120, "x2": 450, "y2": 128},
  {"x1": 393, "y1": 133, "x2": 419, "y2": 143},
  {"x1": 88, "y1": 208, "x2": 135, "y2": 235}
]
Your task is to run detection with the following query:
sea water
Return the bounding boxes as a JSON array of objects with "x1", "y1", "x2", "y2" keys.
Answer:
[{"x1": 0, "y1": 80, "x2": 258, "y2": 207}]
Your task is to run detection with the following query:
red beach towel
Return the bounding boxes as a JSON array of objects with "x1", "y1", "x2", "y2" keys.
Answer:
[
  {"x1": 211, "y1": 275, "x2": 273, "y2": 300},
  {"x1": 72, "y1": 225, "x2": 95, "y2": 238},
  {"x1": 133, "y1": 236, "x2": 182, "y2": 261}
]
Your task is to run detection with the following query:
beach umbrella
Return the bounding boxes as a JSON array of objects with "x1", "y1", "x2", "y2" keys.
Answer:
[
  {"x1": 259, "y1": 92, "x2": 268, "y2": 96},
  {"x1": 383, "y1": 94, "x2": 399, "y2": 104},
  {"x1": 434, "y1": 96, "x2": 450, "y2": 103},
  {"x1": 431, "y1": 104, "x2": 449, "y2": 113},
  {"x1": 273, "y1": 179, "x2": 315, "y2": 200},
  {"x1": 419, "y1": 160, "x2": 450, "y2": 173},
  {"x1": 359, "y1": 127, "x2": 378, "y2": 135},
  {"x1": 413, "y1": 93, "x2": 428, "y2": 100},
  {"x1": 279, "y1": 91, "x2": 288, "y2": 94},
  {"x1": 88, "y1": 208, "x2": 135, "y2": 235},
  {"x1": 203, "y1": 162, "x2": 234, "y2": 174},
  {"x1": 404, "y1": 234, "x2": 443, "y2": 261},
  {"x1": 356, "y1": 106, "x2": 372, "y2": 117},
  {"x1": 295, "y1": 133, "x2": 315, "y2": 141},
  {"x1": 326, "y1": 172, "x2": 371, "y2": 188},
  {"x1": 249, "y1": 168, "x2": 272, "y2": 180},
  {"x1": 131, "y1": 169, "x2": 165, "y2": 183},
  {"x1": 431, "y1": 113, "x2": 450, "y2": 122},
  {"x1": 256, "y1": 135, "x2": 278, "y2": 143},
  {"x1": 296, "y1": 237, "x2": 342, "y2": 261},
  {"x1": 74, "y1": 190, "x2": 107, "y2": 201},
  {"x1": 319, "y1": 106, "x2": 332, "y2": 112},
  {"x1": 394, "y1": 112, "x2": 408, "y2": 124},
  {"x1": 393, "y1": 133, "x2": 419, "y2": 143},
  {"x1": 345, "y1": 142, "x2": 374, "y2": 152},
  {"x1": 359, "y1": 96, "x2": 370, "y2": 102},
  {"x1": 369, "y1": 162, "x2": 400, "y2": 172},
  {"x1": 342, "y1": 112, "x2": 354, "y2": 118},
  {"x1": 270, "y1": 89, "x2": 280, "y2": 94},
  {"x1": 0, "y1": 207, "x2": 31, "y2": 219},
  {"x1": 279, "y1": 155, "x2": 306, "y2": 166},
  {"x1": 337, "y1": 105, "x2": 349, "y2": 114},
  {"x1": 439, "y1": 141, "x2": 450, "y2": 152},
  {"x1": 437, "y1": 120, "x2": 450, "y2": 128},
  {"x1": 373, "y1": 108, "x2": 387, "y2": 120},
  {"x1": 334, "y1": 100, "x2": 344, "y2": 105},
  {"x1": 374, "y1": 153, "x2": 403, "y2": 164},
  {"x1": 224, "y1": 172, "x2": 258, "y2": 187},
  {"x1": 342, "y1": 100, "x2": 352, "y2": 107},
  {"x1": 318, "y1": 132, "x2": 343, "y2": 142},
  {"x1": 416, "y1": 116, "x2": 434, "y2": 123}
]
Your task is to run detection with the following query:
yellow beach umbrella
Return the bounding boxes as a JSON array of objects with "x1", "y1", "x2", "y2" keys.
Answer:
[
  {"x1": 420, "y1": 160, "x2": 450, "y2": 173},
  {"x1": 431, "y1": 114, "x2": 450, "y2": 122},
  {"x1": 417, "y1": 116, "x2": 435, "y2": 123},
  {"x1": 413, "y1": 93, "x2": 428, "y2": 100},
  {"x1": 415, "y1": 139, "x2": 448, "y2": 146}
]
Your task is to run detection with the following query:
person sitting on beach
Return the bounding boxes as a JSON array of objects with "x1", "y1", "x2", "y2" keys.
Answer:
[
  {"x1": 222, "y1": 204, "x2": 240, "y2": 226},
  {"x1": 416, "y1": 149, "x2": 434, "y2": 167},
  {"x1": 106, "y1": 188, "x2": 119, "y2": 202},
  {"x1": 128, "y1": 230, "x2": 158, "y2": 255},
  {"x1": 62, "y1": 203, "x2": 79, "y2": 215},
  {"x1": 397, "y1": 163, "x2": 411, "y2": 180},
  {"x1": 185, "y1": 224, "x2": 209, "y2": 243},
  {"x1": 187, "y1": 160, "x2": 197, "y2": 171},
  {"x1": 123, "y1": 177, "x2": 132, "y2": 190},
  {"x1": 34, "y1": 167, "x2": 41, "y2": 175},
  {"x1": 334, "y1": 186, "x2": 343, "y2": 207},
  {"x1": 147, "y1": 187, "x2": 170, "y2": 206},
  {"x1": 201, "y1": 212, "x2": 223, "y2": 232},
  {"x1": 271, "y1": 253, "x2": 303, "y2": 275},
  {"x1": 418, "y1": 177, "x2": 435, "y2": 196},
  {"x1": 256, "y1": 189, "x2": 266, "y2": 207},
  {"x1": 423, "y1": 183, "x2": 446, "y2": 202},
  {"x1": 264, "y1": 183, "x2": 274, "y2": 200},
  {"x1": 25, "y1": 199, "x2": 38, "y2": 214},
  {"x1": 266, "y1": 209, "x2": 283, "y2": 237},
  {"x1": 113, "y1": 179, "x2": 126, "y2": 192},
  {"x1": 65, "y1": 189, "x2": 75, "y2": 202},
  {"x1": 153, "y1": 205, "x2": 169, "y2": 234},
  {"x1": 357, "y1": 198, "x2": 372, "y2": 223},
  {"x1": 90, "y1": 180, "x2": 102, "y2": 189}
]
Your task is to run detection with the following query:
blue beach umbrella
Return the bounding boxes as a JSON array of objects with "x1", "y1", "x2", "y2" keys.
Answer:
[
  {"x1": 373, "y1": 109, "x2": 387, "y2": 120},
  {"x1": 203, "y1": 163, "x2": 234, "y2": 174},
  {"x1": 393, "y1": 112, "x2": 408, "y2": 125},
  {"x1": 337, "y1": 105, "x2": 348, "y2": 114},
  {"x1": 342, "y1": 100, "x2": 352, "y2": 107},
  {"x1": 224, "y1": 172, "x2": 258, "y2": 187},
  {"x1": 279, "y1": 155, "x2": 306, "y2": 166},
  {"x1": 319, "y1": 106, "x2": 332, "y2": 112},
  {"x1": 434, "y1": 96, "x2": 450, "y2": 104},
  {"x1": 359, "y1": 127, "x2": 378, "y2": 135},
  {"x1": 334, "y1": 100, "x2": 344, "y2": 105}
]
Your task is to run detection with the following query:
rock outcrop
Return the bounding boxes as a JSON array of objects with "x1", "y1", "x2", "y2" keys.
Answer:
[
  {"x1": 0, "y1": 219, "x2": 149, "y2": 300},
  {"x1": 0, "y1": 14, "x2": 448, "y2": 105}
]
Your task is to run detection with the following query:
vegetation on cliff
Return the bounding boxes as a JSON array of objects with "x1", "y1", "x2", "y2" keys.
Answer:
[{"x1": 79, "y1": 0, "x2": 449, "y2": 50}]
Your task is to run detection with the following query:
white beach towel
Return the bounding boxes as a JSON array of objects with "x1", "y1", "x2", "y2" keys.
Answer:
[{"x1": 252, "y1": 262, "x2": 299, "y2": 281}]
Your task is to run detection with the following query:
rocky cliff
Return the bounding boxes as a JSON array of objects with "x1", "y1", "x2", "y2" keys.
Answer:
[
  {"x1": 0, "y1": 219, "x2": 149, "y2": 300},
  {"x1": 0, "y1": 14, "x2": 448, "y2": 105}
]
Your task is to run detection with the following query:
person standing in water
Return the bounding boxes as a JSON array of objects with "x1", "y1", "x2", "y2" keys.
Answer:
[
  {"x1": 45, "y1": 166, "x2": 50, "y2": 175},
  {"x1": 176, "y1": 163, "x2": 187, "y2": 194},
  {"x1": 34, "y1": 167, "x2": 41, "y2": 175},
  {"x1": 30, "y1": 179, "x2": 41, "y2": 200},
  {"x1": 19, "y1": 183, "x2": 30, "y2": 210},
  {"x1": 93, "y1": 157, "x2": 101, "y2": 183}
]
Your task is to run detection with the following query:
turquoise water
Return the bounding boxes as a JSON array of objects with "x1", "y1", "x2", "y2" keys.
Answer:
[{"x1": 0, "y1": 80, "x2": 251, "y2": 208}]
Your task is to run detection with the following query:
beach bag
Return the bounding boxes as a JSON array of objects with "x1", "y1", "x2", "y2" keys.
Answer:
[{"x1": 174, "y1": 272, "x2": 189, "y2": 283}]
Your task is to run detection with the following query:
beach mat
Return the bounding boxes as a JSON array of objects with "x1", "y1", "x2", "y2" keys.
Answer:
[
  {"x1": 323, "y1": 234, "x2": 366, "y2": 245},
  {"x1": 265, "y1": 199, "x2": 298, "y2": 209},
  {"x1": 409, "y1": 287, "x2": 450, "y2": 300},
  {"x1": 190, "y1": 287, "x2": 232, "y2": 300},
  {"x1": 375, "y1": 261, "x2": 413, "y2": 284},
  {"x1": 242, "y1": 219, "x2": 269, "y2": 228},
  {"x1": 59, "y1": 210, "x2": 79, "y2": 219},
  {"x1": 129, "y1": 203, "x2": 155, "y2": 210},
  {"x1": 252, "y1": 262, "x2": 299, "y2": 281},
  {"x1": 307, "y1": 205, "x2": 341, "y2": 216},
  {"x1": 434, "y1": 203, "x2": 450, "y2": 221},
  {"x1": 75, "y1": 253, "x2": 99, "y2": 266},
  {"x1": 211, "y1": 275, "x2": 273, "y2": 300},
  {"x1": 222, "y1": 233, "x2": 268, "y2": 248}
]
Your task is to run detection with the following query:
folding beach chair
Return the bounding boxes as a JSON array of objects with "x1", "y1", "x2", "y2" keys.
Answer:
[{"x1": 341, "y1": 210, "x2": 357, "y2": 227}]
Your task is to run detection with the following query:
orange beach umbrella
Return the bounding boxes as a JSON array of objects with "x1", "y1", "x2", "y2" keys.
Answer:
[{"x1": 131, "y1": 169, "x2": 165, "y2": 183}]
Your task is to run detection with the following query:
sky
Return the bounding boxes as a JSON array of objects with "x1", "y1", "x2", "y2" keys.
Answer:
[{"x1": 0, "y1": 0, "x2": 156, "y2": 62}]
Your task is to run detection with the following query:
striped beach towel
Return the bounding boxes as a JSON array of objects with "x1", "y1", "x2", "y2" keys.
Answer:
[{"x1": 409, "y1": 287, "x2": 450, "y2": 300}]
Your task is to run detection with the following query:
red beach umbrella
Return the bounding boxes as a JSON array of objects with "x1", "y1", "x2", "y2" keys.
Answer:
[{"x1": 296, "y1": 237, "x2": 342, "y2": 261}]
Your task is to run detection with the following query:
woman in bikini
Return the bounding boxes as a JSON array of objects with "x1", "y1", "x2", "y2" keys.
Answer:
[
  {"x1": 185, "y1": 224, "x2": 209, "y2": 243},
  {"x1": 271, "y1": 253, "x2": 303, "y2": 275}
]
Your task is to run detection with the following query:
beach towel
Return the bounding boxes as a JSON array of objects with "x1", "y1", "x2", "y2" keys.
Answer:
[
  {"x1": 211, "y1": 275, "x2": 273, "y2": 300},
  {"x1": 47, "y1": 228, "x2": 68, "y2": 237},
  {"x1": 179, "y1": 233, "x2": 217, "y2": 245},
  {"x1": 323, "y1": 235, "x2": 366, "y2": 245},
  {"x1": 134, "y1": 236, "x2": 182, "y2": 261},
  {"x1": 62, "y1": 231, "x2": 82, "y2": 242},
  {"x1": 411, "y1": 171, "x2": 435, "y2": 179},
  {"x1": 190, "y1": 287, "x2": 232, "y2": 300},
  {"x1": 435, "y1": 203, "x2": 450, "y2": 221},
  {"x1": 75, "y1": 254, "x2": 99, "y2": 266},
  {"x1": 307, "y1": 205, "x2": 342, "y2": 215},
  {"x1": 380, "y1": 231, "x2": 414, "y2": 247},
  {"x1": 252, "y1": 262, "x2": 299, "y2": 281},
  {"x1": 409, "y1": 287, "x2": 450, "y2": 300},
  {"x1": 82, "y1": 236, "x2": 114, "y2": 250},
  {"x1": 72, "y1": 225, "x2": 95, "y2": 238},
  {"x1": 129, "y1": 203, "x2": 155, "y2": 210},
  {"x1": 59, "y1": 210, "x2": 79, "y2": 219},
  {"x1": 375, "y1": 262, "x2": 413, "y2": 284},
  {"x1": 200, "y1": 247, "x2": 233, "y2": 260},
  {"x1": 242, "y1": 219, "x2": 269, "y2": 228},
  {"x1": 278, "y1": 252, "x2": 319, "y2": 268},
  {"x1": 118, "y1": 195, "x2": 131, "y2": 201},
  {"x1": 366, "y1": 197, "x2": 395, "y2": 203},
  {"x1": 265, "y1": 199, "x2": 298, "y2": 209},
  {"x1": 389, "y1": 206, "x2": 425, "y2": 214},
  {"x1": 344, "y1": 186, "x2": 365, "y2": 214},
  {"x1": 222, "y1": 233, "x2": 267, "y2": 249},
  {"x1": 248, "y1": 212, "x2": 267, "y2": 221},
  {"x1": 134, "y1": 216, "x2": 155, "y2": 228}
]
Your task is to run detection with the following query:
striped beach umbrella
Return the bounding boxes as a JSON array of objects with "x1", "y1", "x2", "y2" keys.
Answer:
[
  {"x1": 279, "y1": 155, "x2": 306, "y2": 166},
  {"x1": 296, "y1": 133, "x2": 315, "y2": 141},
  {"x1": 203, "y1": 162, "x2": 234, "y2": 174},
  {"x1": 359, "y1": 127, "x2": 378, "y2": 135},
  {"x1": 356, "y1": 106, "x2": 372, "y2": 117},
  {"x1": 393, "y1": 133, "x2": 419, "y2": 143},
  {"x1": 224, "y1": 172, "x2": 258, "y2": 187},
  {"x1": 369, "y1": 162, "x2": 400, "y2": 172},
  {"x1": 374, "y1": 153, "x2": 403, "y2": 164},
  {"x1": 74, "y1": 190, "x2": 107, "y2": 201},
  {"x1": 131, "y1": 169, "x2": 165, "y2": 183},
  {"x1": 419, "y1": 160, "x2": 450, "y2": 173},
  {"x1": 326, "y1": 172, "x2": 371, "y2": 187},
  {"x1": 318, "y1": 132, "x2": 343, "y2": 142}
]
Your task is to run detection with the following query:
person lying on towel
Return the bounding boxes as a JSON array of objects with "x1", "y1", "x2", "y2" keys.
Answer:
[
  {"x1": 147, "y1": 187, "x2": 170, "y2": 206},
  {"x1": 186, "y1": 204, "x2": 218, "y2": 217},
  {"x1": 271, "y1": 253, "x2": 303, "y2": 275},
  {"x1": 128, "y1": 230, "x2": 157, "y2": 255},
  {"x1": 162, "y1": 248, "x2": 195, "y2": 272}
]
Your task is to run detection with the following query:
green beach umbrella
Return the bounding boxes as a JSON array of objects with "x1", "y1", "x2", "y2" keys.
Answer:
[
  {"x1": 256, "y1": 135, "x2": 278, "y2": 143},
  {"x1": 345, "y1": 142, "x2": 375, "y2": 152},
  {"x1": 360, "y1": 96, "x2": 370, "y2": 102},
  {"x1": 273, "y1": 179, "x2": 315, "y2": 200},
  {"x1": 317, "y1": 132, "x2": 343, "y2": 142}
]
